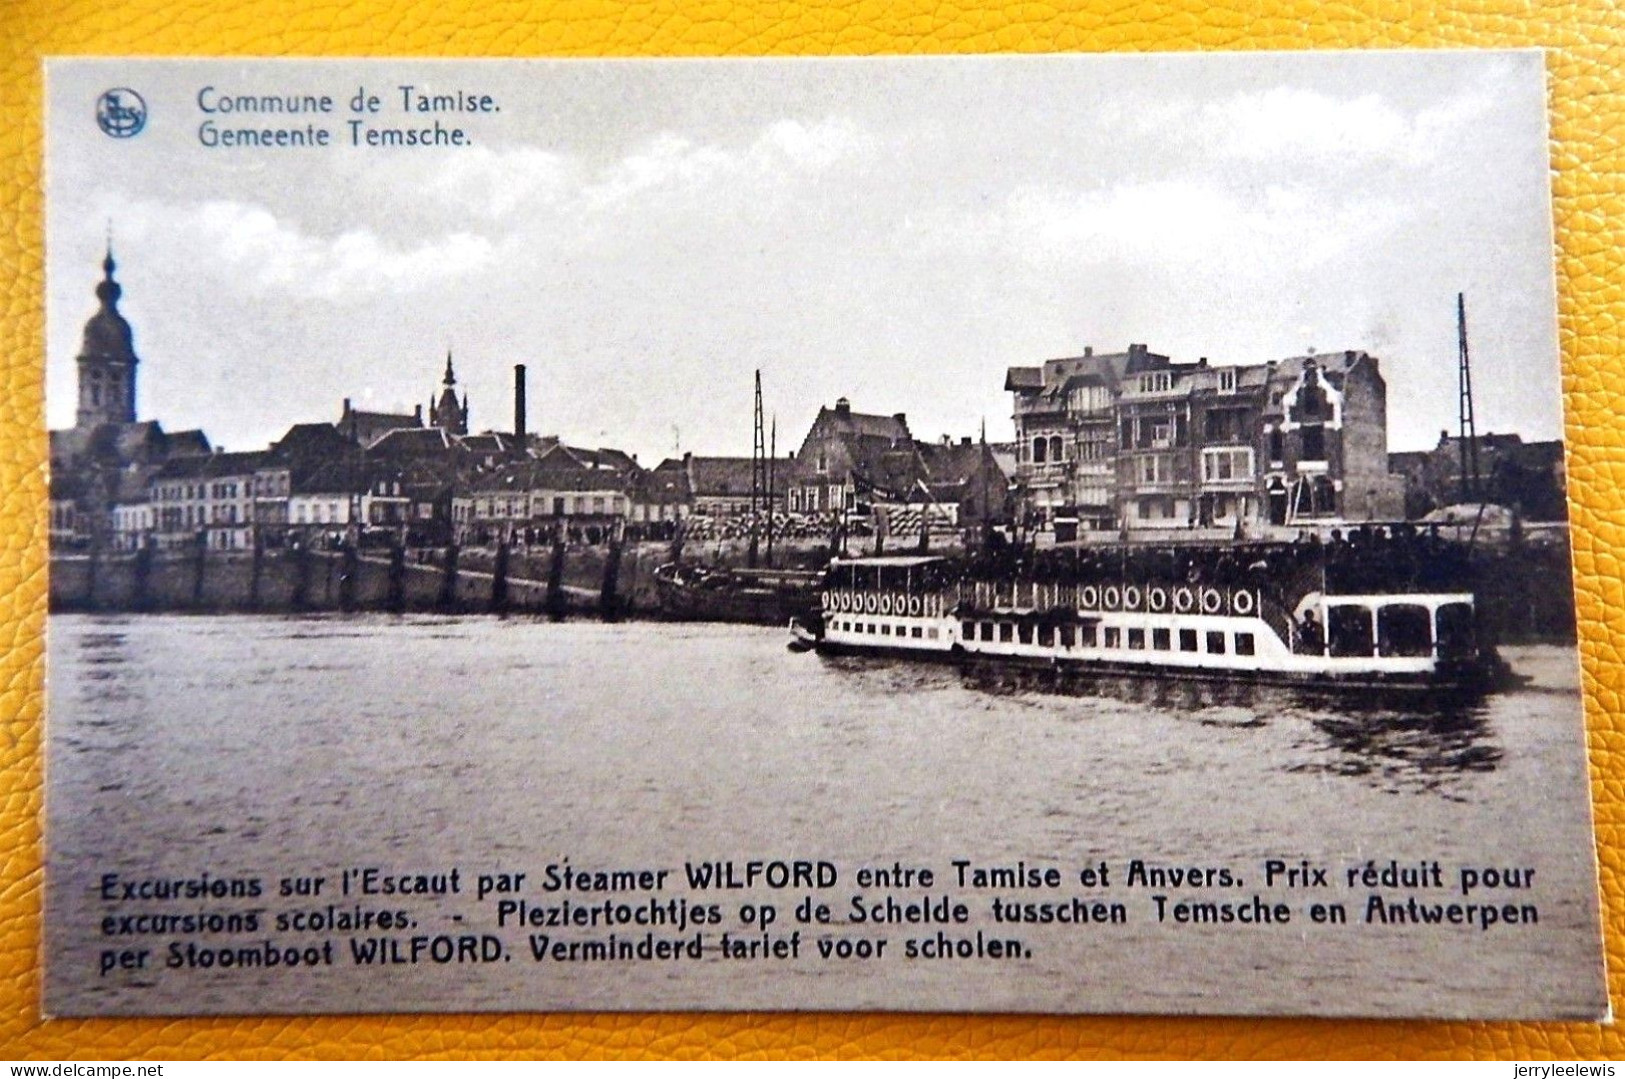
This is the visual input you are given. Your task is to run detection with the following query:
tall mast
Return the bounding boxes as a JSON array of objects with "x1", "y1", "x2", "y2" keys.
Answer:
[
  {"x1": 749, "y1": 370, "x2": 766, "y2": 568},
  {"x1": 1457, "y1": 292, "x2": 1481, "y2": 502},
  {"x1": 766, "y1": 415, "x2": 777, "y2": 566}
]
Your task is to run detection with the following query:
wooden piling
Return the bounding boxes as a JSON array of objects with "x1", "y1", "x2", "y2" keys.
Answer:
[
  {"x1": 545, "y1": 530, "x2": 567, "y2": 621},
  {"x1": 437, "y1": 544, "x2": 460, "y2": 612},
  {"x1": 491, "y1": 541, "x2": 510, "y2": 614},
  {"x1": 600, "y1": 536, "x2": 623, "y2": 622},
  {"x1": 387, "y1": 544, "x2": 406, "y2": 613}
]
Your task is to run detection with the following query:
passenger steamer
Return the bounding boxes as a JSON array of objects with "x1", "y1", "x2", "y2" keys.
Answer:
[{"x1": 793, "y1": 555, "x2": 1510, "y2": 692}]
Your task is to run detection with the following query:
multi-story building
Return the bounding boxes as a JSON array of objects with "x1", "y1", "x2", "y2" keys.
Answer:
[
  {"x1": 452, "y1": 446, "x2": 640, "y2": 545},
  {"x1": 785, "y1": 398, "x2": 916, "y2": 518},
  {"x1": 149, "y1": 451, "x2": 266, "y2": 550},
  {"x1": 1006, "y1": 345, "x2": 1405, "y2": 539}
]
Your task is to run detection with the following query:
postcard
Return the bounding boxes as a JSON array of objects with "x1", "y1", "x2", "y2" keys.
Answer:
[{"x1": 42, "y1": 52, "x2": 1607, "y2": 1018}]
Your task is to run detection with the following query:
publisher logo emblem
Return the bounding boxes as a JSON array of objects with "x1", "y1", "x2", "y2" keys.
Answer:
[{"x1": 96, "y1": 89, "x2": 147, "y2": 138}]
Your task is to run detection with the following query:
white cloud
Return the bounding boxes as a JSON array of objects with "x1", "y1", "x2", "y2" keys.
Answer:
[
  {"x1": 1204, "y1": 85, "x2": 1498, "y2": 168},
  {"x1": 103, "y1": 196, "x2": 495, "y2": 301},
  {"x1": 582, "y1": 116, "x2": 875, "y2": 209},
  {"x1": 423, "y1": 146, "x2": 573, "y2": 219},
  {"x1": 913, "y1": 177, "x2": 1402, "y2": 277}
]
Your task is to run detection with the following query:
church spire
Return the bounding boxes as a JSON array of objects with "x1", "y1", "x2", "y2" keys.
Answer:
[
  {"x1": 76, "y1": 240, "x2": 139, "y2": 429},
  {"x1": 430, "y1": 351, "x2": 468, "y2": 436}
]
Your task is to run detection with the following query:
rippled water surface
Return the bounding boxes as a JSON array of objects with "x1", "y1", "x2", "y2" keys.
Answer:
[{"x1": 45, "y1": 614, "x2": 1606, "y2": 1017}]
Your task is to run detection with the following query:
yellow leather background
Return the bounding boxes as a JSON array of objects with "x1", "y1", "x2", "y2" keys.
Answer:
[{"x1": 3, "y1": 0, "x2": 1622, "y2": 1060}]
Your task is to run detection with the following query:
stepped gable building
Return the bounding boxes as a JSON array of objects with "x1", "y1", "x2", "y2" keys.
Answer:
[{"x1": 1005, "y1": 343, "x2": 1405, "y2": 539}]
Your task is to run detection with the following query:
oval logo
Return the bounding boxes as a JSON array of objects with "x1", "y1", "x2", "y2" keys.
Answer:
[{"x1": 96, "y1": 88, "x2": 147, "y2": 138}]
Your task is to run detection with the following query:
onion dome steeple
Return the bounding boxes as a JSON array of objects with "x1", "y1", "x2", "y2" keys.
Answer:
[{"x1": 75, "y1": 243, "x2": 139, "y2": 429}]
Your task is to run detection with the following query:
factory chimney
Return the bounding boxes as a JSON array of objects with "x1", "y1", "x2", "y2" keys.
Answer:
[{"x1": 513, "y1": 364, "x2": 527, "y2": 441}]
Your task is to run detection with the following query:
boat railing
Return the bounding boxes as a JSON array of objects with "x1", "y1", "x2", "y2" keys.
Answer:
[
  {"x1": 956, "y1": 577, "x2": 1272, "y2": 620},
  {"x1": 823, "y1": 587, "x2": 951, "y2": 619}
]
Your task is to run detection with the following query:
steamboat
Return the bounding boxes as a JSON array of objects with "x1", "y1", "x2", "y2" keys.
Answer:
[{"x1": 790, "y1": 551, "x2": 1514, "y2": 693}]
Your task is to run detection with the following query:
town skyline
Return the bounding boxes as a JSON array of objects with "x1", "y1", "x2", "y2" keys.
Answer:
[
  {"x1": 47, "y1": 53, "x2": 1563, "y2": 464},
  {"x1": 47, "y1": 247, "x2": 1562, "y2": 467}
]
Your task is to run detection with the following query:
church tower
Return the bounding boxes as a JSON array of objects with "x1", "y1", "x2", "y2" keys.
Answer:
[
  {"x1": 75, "y1": 246, "x2": 139, "y2": 429},
  {"x1": 430, "y1": 351, "x2": 469, "y2": 435}
]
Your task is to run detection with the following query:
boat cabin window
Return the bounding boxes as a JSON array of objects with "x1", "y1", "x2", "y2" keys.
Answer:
[
  {"x1": 1234, "y1": 632, "x2": 1255, "y2": 656},
  {"x1": 911, "y1": 626, "x2": 923, "y2": 639},
  {"x1": 1378, "y1": 604, "x2": 1433, "y2": 658},
  {"x1": 1018, "y1": 623, "x2": 1034, "y2": 645},
  {"x1": 1103, "y1": 626, "x2": 1121, "y2": 648},
  {"x1": 1152, "y1": 628, "x2": 1171, "y2": 651},
  {"x1": 1436, "y1": 603, "x2": 1475, "y2": 660},
  {"x1": 881, "y1": 624, "x2": 891, "y2": 636},
  {"x1": 1206, "y1": 631, "x2": 1226, "y2": 654},
  {"x1": 1037, "y1": 625, "x2": 1054, "y2": 647},
  {"x1": 999, "y1": 623, "x2": 1014, "y2": 643},
  {"x1": 1328, "y1": 606, "x2": 1375, "y2": 657},
  {"x1": 1080, "y1": 624, "x2": 1097, "y2": 648},
  {"x1": 1059, "y1": 625, "x2": 1076, "y2": 648},
  {"x1": 1127, "y1": 628, "x2": 1145, "y2": 650},
  {"x1": 1179, "y1": 629, "x2": 1198, "y2": 652},
  {"x1": 962, "y1": 621, "x2": 976, "y2": 640},
  {"x1": 980, "y1": 622, "x2": 994, "y2": 641}
]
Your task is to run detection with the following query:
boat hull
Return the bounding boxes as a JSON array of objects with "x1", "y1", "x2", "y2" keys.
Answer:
[
  {"x1": 811, "y1": 637, "x2": 1512, "y2": 696},
  {"x1": 654, "y1": 563, "x2": 821, "y2": 626}
]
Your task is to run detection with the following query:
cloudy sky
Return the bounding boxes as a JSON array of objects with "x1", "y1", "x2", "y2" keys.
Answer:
[{"x1": 46, "y1": 52, "x2": 1560, "y2": 461}]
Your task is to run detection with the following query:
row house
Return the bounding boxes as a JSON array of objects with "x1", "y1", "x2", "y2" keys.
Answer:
[
  {"x1": 146, "y1": 451, "x2": 266, "y2": 550},
  {"x1": 284, "y1": 459, "x2": 412, "y2": 542},
  {"x1": 453, "y1": 461, "x2": 634, "y2": 545},
  {"x1": 631, "y1": 459, "x2": 693, "y2": 525},
  {"x1": 636, "y1": 453, "x2": 789, "y2": 521},
  {"x1": 1006, "y1": 344, "x2": 1405, "y2": 539}
]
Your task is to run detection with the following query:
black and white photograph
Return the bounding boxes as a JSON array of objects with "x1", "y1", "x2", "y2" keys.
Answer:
[{"x1": 43, "y1": 52, "x2": 1607, "y2": 1018}]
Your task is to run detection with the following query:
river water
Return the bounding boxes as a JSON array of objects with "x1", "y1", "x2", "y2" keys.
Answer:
[{"x1": 44, "y1": 614, "x2": 1606, "y2": 1018}]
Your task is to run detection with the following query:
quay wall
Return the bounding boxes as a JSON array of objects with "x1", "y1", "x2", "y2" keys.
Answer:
[
  {"x1": 48, "y1": 545, "x2": 646, "y2": 618},
  {"x1": 46, "y1": 536, "x2": 1577, "y2": 644}
]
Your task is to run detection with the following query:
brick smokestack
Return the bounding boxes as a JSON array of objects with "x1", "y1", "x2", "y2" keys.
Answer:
[{"x1": 514, "y1": 364, "x2": 527, "y2": 440}]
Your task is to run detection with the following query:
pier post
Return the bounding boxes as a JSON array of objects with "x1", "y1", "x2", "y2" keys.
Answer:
[
  {"x1": 249, "y1": 532, "x2": 264, "y2": 610},
  {"x1": 437, "y1": 543, "x2": 460, "y2": 612},
  {"x1": 600, "y1": 532, "x2": 623, "y2": 622},
  {"x1": 191, "y1": 532, "x2": 207, "y2": 608},
  {"x1": 84, "y1": 540, "x2": 101, "y2": 611},
  {"x1": 545, "y1": 527, "x2": 568, "y2": 621},
  {"x1": 291, "y1": 542, "x2": 311, "y2": 610},
  {"x1": 338, "y1": 544, "x2": 359, "y2": 612},
  {"x1": 132, "y1": 538, "x2": 154, "y2": 612},
  {"x1": 387, "y1": 543, "x2": 406, "y2": 613},
  {"x1": 490, "y1": 540, "x2": 510, "y2": 614}
]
